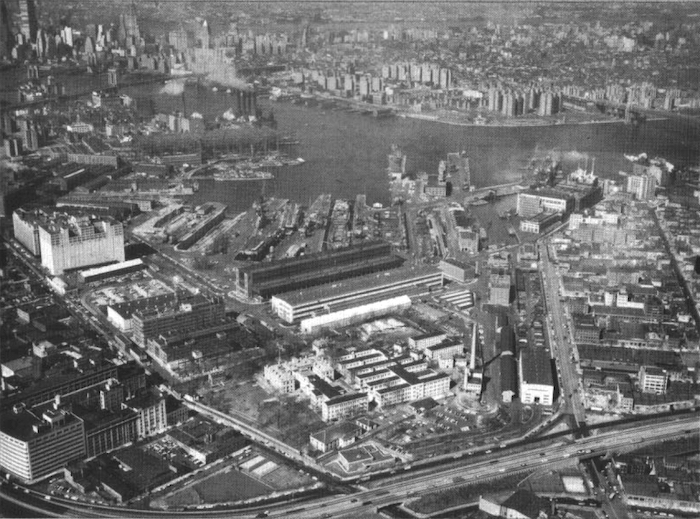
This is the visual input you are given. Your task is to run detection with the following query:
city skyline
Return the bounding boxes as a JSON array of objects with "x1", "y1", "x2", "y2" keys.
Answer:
[{"x1": 0, "y1": 2, "x2": 698, "y2": 519}]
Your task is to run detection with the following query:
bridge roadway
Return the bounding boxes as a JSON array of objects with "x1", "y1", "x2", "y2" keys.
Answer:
[{"x1": 2, "y1": 414, "x2": 696, "y2": 519}]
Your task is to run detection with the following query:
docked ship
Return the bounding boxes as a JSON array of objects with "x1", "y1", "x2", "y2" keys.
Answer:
[
  {"x1": 387, "y1": 144, "x2": 407, "y2": 181},
  {"x1": 328, "y1": 199, "x2": 351, "y2": 249},
  {"x1": 301, "y1": 193, "x2": 332, "y2": 237},
  {"x1": 213, "y1": 170, "x2": 273, "y2": 181}
]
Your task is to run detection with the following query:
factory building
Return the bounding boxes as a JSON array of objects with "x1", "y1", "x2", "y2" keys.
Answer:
[
  {"x1": 130, "y1": 293, "x2": 226, "y2": 347},
  {"x1": 518, "y1": 347, "x2": 554, "y2": 406},
  {"x1": 271, "y1": 266, "x2": 443, "y2": 323},
  {"x1": 107, "y1": 292, "x2": 181, "y2": 333},
  {"x1": 489, "y1": 270, "x2": 511, "y2": 307},
  {"x1": 78, "y1": 259, "x2": 147, "y2": 284},
  {"x1": 517, "y1": 189, "x2": 573, "y2": 218},
  {"x1": 439, "y1": 258, "x2": 473, "y2": 283},
  {"x1": 519, "y1": 212, "x2": 561, "y2": 234},
  {"x1": 1, "y1": 365, "x2": 121, "y2": 411},
  {"x1": 123, "y1": 390, "x2": 167, "y2": 439},
  {"x1": 300, "y1": 295, "x2": 412, "y2": 334},
  {"x1": 13, "y1": 208, "x2": 125, "y2": 275},
  {"x1": 639, "y1": 366, "x2": 667, "y2": 394},
  {"x1": 12, "y1": 208, "x2": 42, "y2": 255},
  {"x1": 235, "y1": 241, "x2": 402, "y2": 300},
  {"x1": 0, "y1": 403, "x2": 86, "y2": 483}
]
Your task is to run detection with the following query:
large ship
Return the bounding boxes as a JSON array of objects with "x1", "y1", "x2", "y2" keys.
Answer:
[
  {"x1": 301, "y1": 193, "x2": 332, "y2": 237},
  {"x1": 328, "y1": 199, "x2": 351, "y2": 249},
  {"x1": 387, "y1": 144, "x2": 407, "y2": 181}
]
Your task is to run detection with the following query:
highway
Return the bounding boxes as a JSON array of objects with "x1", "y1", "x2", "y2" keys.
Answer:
[
  {"x1": 539, "y1": 240, "x2": 587, "y2": 427},
  {"x1": 2, "y1": 414, "x2": 696, "y2": 518}
]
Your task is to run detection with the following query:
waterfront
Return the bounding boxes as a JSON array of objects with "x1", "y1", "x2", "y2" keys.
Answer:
[
  {"x1": 4, "y1": 70, "x2": 698, "y2": 212},
  {"x1": 123, "y1": 83, "x2": 700, "y2": 212}
]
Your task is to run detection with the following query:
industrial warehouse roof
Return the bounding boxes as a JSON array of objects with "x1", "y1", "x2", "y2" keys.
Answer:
[
  {"x1": 272, "y1": 265, "x2": 441, "y2": 306},
  {"x1": 300, "y1": 295, "x2": 411, "y2": 329},
  {"x1": 500, "y1": 354, "x2": 518, "y2": 393},
  {"x1": 237, "y1": 240, "x2": 389, "y2": 275},
  {"x1": 498, "y1": 325, "x2": 516, "y2": 355},
  {"x1": 79, "y1": 259, "x2": 144, "y2": 279},
  {"x1": 0, "y1": 406, "x2": 80, "y2": 441},
  {"x1": 520, "y1": 346, "x2": 554, "y2": 386}
]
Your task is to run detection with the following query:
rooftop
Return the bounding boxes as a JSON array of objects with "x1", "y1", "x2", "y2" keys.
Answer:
[
  {"x1": 0, "y1": 406, "x2": 80, "y2": 441},
  {"x1": 310, "y1": 422, "x2": 360, "y2": 445},
  {"x1": 14, "y1": 207, "x2": 120, "y2": 236},
  {"x1": 273, "y1": 265, "x2": 441, "y2": 307},
  {"x1": 520, "y1": 346, "x2": 554, "y2": 386}
]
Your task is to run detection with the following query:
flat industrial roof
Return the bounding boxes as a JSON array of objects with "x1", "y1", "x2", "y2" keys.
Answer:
[
  {"x1": 239, "y1": 240, "x2": 389, "y2": 275},
  {"x1": 80, "y1": 259, "x2": 144, "y2": 278},
  {"x1": 520, "y1": 346, "x2": 554, "y2": 386},
  {"x1": 325, "y1": 392, "x2": 367, "y2": 405},
  {"x1": 272, "y1": 265, "x2": 441, "y2": 307}
]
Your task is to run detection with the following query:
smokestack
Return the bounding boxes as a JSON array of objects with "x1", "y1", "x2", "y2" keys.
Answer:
[
  {"x1": 470, "y1": 322, "x2": 477, "y2": 372},
  {"x1": 591, "y1": 157, "x2": 595, "y2": 175},
  {"x1": 181, "y1": 91, "x2": 187, "y2": 118}
]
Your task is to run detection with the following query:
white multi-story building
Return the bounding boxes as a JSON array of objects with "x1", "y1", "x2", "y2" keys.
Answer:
[
  {"x1": 124, "y1": 391, "x2": 167, "y2": 439},
  {"x1": 639, "y1": 366, "x2": 667, "y2": 394},
  {"x1": 12, "y1": 208, "x2": 42, "y2": 255},
  {"x1": 519, "y1": 347, "x2": 554, "y2": 406},
  {"x1": 271, "y1": 267, "x2": 442, "y2": 323},
  {"x1": 13, "y1": 209, "x2": 125, "y2": 275},
  {"x1": 626, "y1": 174, "x2": 657, "y2": 201},
  {"x1": 0, "y1": 405, "x2": 86, "y2": 483}
]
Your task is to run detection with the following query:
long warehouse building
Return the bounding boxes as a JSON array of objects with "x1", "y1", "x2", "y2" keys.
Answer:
[
  {"x1": 271, "y1": 266, "x2": 443, "y2": 323},
  {"x1": 234, "y1": 241, "x2": 403, "y2": 300}
]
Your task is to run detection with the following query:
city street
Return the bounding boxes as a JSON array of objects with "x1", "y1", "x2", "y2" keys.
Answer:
[{"x1": 539, "y1": 241, "x2": 587, "y2": 427}]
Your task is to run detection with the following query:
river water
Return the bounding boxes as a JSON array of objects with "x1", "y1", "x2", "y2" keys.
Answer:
[
  {"x1": 128, "y1": 83, "x2": 698, "y2": 211},
  {"x1": 5, "y1": 69, "x2": 698, "y2": 212}
]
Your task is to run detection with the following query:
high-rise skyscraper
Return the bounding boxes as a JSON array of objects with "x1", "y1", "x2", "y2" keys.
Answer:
[
  {"x1": 18, "y1": 0, "x2": 37, "y2": 42},
  {"x1": 0, "y1": 0, "x2": 12, "y2": 59},
  {"x1": 118, "y1": 1, "x2": 140, "y2": 47}
]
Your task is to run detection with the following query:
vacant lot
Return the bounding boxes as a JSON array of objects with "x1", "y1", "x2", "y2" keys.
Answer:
[
  {"x1": 194, "y1": 469, "x2": 271, "y2": 503},
  {"x1": 165, "y1": 467, "x2": 271, "y2": 506},
  {"x1": 262, "y1": 465, "x2": 315, "y2": 491}
]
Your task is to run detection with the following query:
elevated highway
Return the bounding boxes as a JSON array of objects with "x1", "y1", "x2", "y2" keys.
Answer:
[{"x1": 2, "y1": 414, "x2": 696, "y2": 518}]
